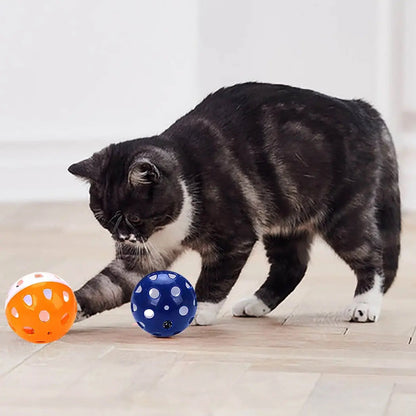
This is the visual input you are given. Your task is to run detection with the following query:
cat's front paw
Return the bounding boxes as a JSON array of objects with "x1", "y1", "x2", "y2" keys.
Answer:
[
  {"x1": 345, "y1": 301, "x2": 381, "y2": 322},
  {"x1": 232, "y1": 295, "x2": 271, "y2": 317},
  {"x1": 192, "y1": 301, "x2": 224, "y2": 326},
  {"x1": 75, "y1": 302, "x2": 89, "y2": 323}
]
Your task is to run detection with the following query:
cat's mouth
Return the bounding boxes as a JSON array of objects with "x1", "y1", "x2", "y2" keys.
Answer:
[
  {"x1": 113, "y1": 233, "x2": 148, "y2": 244},
  {"x1": 113, "y1": 226, "x2": 165, "y2": 245}
]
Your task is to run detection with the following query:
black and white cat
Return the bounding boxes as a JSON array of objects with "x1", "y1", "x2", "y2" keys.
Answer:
[{"x1": 69, "y1": 82, "x2": 401, "y2": 325}]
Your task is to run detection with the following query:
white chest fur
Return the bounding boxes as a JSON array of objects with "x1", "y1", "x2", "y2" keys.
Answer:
[{"x1": 146, "y1": 180, "x2": 193, "y2": 254}]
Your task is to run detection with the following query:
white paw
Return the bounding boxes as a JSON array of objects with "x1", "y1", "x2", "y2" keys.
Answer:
[
  {"x1": 232, "y1": 295, "x2": 271, "y2": 317},
  {"x1": 75, "y1": 302, "x2": 88, "y2": 322},
  {"x1": 345, "y1": 275, "x2": 383, "y2": 323},
  {"x1": 192, "y1": 301, "x2": 224, "y2": 326},
  {"x1": 345, "y1": 301, "x2": 381, "y2": 322}
]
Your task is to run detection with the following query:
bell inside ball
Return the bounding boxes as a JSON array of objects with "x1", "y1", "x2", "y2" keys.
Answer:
[
  {"x1": 131, "y1": 271, "x2": 197, "y2": 337},
  {"x1": 4, "y1": 272, "x2": 77, "y2": 343}
]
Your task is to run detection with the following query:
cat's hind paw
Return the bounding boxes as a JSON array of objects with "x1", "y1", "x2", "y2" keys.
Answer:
[
  {"x1": 232, "y1": 295, "x2": 271, "y2": 317},
  {"x1": 345, "y1": 301, "x2": 381, "y2": 322}
]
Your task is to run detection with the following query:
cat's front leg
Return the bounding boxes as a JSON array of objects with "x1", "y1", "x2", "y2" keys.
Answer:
[
  {"x1": 194, "y1": 241, "x2": 255, "y2": 325},
  {"x1": 75, "y1": 258, "x2": 140, "y2": 321}
]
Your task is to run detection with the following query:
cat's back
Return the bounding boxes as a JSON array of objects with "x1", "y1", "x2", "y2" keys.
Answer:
[
  {"x1": 162, "y1": 82, "x2": 393, "y2": 236},
  {"x1": 193, "y1": 82, "x2": 354, "y2": 119}
]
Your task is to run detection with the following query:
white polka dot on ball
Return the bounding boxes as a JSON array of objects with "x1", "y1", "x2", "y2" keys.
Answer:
[
  {"x1": 171, "y1": 286, "x2": 181, "y2": 297},
  {"x1": 149, "y1": 288, "x2": 160, "y2": 299},
  {"x1": 179, "y1": 306, "x2": 189, "y2": 316},
  {"x1": 144, "y1": 309, "x2": 154, "y2": 319}
]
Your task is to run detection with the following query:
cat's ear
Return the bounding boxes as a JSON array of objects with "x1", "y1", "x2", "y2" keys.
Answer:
[
  {"x1": 68, "y1": 150, "x2": 106, "y2": 182},
  {"x1": 129, "y1": 159, "x2": 160, "y2": 186}
]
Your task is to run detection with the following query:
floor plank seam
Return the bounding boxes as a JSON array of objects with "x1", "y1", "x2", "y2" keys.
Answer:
[
  {"x1": 298, "y1": 372, "x2": 324, "y2": 415},
  {"x1": 382, "y1": 383, "x2": 397, "y2": 416},
  {"x1": 282, "y1": 303, "x2": 302, "y2": 325},
  {"x1": 408, "y1": 327, "x2": 416, "y2": 345},
  {"x1": 0, "y1": 344, "x2": 48, "y2": 379}
]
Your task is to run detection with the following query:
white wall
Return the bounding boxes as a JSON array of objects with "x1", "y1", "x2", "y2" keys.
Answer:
[
  {"x1": 198, "y1": 1, "x2": 379, "y2": 103},
  {"x1": 0, "y1": 0, "x2": 199, "y2": 200},
  {"x1": 0, "y1": 0, "x2": 199, "y2": 142},
  {"x1": 1, "y1": 0, "x2": 415, "y2": 209}
]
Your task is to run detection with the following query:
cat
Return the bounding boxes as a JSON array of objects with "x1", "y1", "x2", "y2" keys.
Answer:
[{"x1": 69, "y1": 82, "x2": 401, "y2": 325}]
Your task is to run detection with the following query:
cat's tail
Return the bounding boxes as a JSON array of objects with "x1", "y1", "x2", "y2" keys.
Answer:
[{"x1": 376, "y1": 126, "x2": 401, "y2": 293}]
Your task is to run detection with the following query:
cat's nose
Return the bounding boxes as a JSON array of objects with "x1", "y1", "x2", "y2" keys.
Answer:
[
  {"x1": 128, "y1": 234, "x2": 137, "y2": 243},
  {"x1": 114, "y1": 233, "x2": 128, "y2": 242}
]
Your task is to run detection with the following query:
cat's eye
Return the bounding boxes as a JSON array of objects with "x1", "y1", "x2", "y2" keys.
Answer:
[{"x1": 127, "y1": 214, "x2": 142, "y2": 224}]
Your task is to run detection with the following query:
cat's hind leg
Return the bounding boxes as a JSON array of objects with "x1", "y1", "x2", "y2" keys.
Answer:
[
  {"x1": 323, "y1": 208, "x2": 385, "y2": 322},
  {"x1": 233, "y1": 232, "x2": 312, "y2": 317},
  {"x1": 376, "y1": 164, "x2": 401, "y2": 293}
]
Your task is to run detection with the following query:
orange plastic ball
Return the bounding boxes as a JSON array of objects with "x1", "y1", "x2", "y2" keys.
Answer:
[{"x1": 4, "y1": 272, "x2": 77, "y2": 343}]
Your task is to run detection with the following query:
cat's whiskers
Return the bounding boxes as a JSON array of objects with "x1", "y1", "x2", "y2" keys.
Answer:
[
  {"x1": 112, "y1": 215, "x2": 123, "y2": 235},
  {"x1": 107, "y1": 210, "x2": 121, "y2": 225},
  {"x1": 144, "y1": 239, "x2": 165, "y2": 266}
]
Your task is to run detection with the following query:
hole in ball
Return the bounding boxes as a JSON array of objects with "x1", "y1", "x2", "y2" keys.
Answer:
[
  {"x1": 23, "y1": 326, "x2": 34, "y2": 334},
  {"x1": 39, "y1": 310, "x2": 50, "y2": 322},
  {"x1": 23, "y1": 294, "x2": 33, "y2": 306},
  {"x1": 163, "y1": 320, "x2": 173, "y2": 329},
  {"x1": 61, "y1": 313, "x2": 69, "y2": 324},
  {"x1": 43, "y1": 289, "x2": 52, "y2": 300}
]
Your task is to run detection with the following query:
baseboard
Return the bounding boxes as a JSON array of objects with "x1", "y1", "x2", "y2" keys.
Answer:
[
  {"x1": 0, "y1": 139, "x2": 111, "y2": 202},
  {"x1": 1, "y1": 138, "x2": 416, "y2": 211}
]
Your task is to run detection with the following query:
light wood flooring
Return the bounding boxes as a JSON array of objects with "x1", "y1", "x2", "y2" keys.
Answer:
[{"x1": 1, "y1": 202, "x2": 415, "y2": 416}]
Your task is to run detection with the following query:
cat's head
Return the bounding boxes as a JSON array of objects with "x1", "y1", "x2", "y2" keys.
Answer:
[{"x1": 68, "y1": 139, "x2": 184, "y2": 244}]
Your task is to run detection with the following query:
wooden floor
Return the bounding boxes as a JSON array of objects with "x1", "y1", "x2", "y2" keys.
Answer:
[{"x1": 1, "y1": 202, "x2": 415, "y2": 416}]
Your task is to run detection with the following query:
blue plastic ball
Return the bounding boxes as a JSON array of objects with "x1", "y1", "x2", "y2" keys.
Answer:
[{"x1": 131, "y1": 271, "x2": 197, "y2": 337}]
